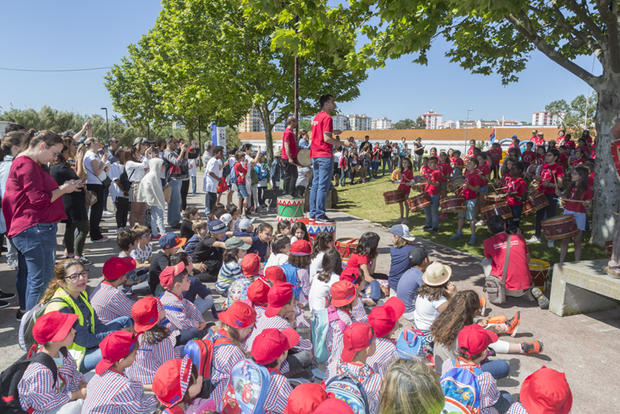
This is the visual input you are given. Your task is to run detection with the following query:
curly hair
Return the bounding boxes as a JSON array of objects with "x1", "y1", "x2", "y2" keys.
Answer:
[
  {"x1": 430, "y1": 290, "x2": 480, "y2": 346},
  {"x1": 416, "y1": 281, "x2": 449, "y2": 302}
]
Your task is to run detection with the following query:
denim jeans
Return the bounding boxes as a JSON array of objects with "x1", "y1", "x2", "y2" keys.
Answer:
[
  {"x1": 494, "y1": 391, "x2": 514, "y2": 413},
  {"x1": 150, "y1": 206, "x2": 165, "y2": 236},
  {"x1": 12, "y1": 223, "x2": 58, "y2": 311},
  {"x1": 424, "y1": 194, "x2": 440, "y2": 229},
  {"x1": 80, "y1": 316, "x2": 133, "y2": 372},
  {"x1": 205, "y1": 192, "x2": 217, "y2": 216},
  {"x1": 309, "y1": 157, "x2": 333, "y2": 218},
  {"x1": 382, "y1": 157, "x2": 391, "y2": 174},
  {"x1": 167, "y1": 178, "x2": 182, "y2": 227},
  {"x1": 339, "y1": 167, "x2": 348, "y2": 186},
  {"x1": 191, "y1": 176, "x2": 197, "y2": 194},
  {"x1": 480, "y1": 359, "x2": 510, "y2": 379}
]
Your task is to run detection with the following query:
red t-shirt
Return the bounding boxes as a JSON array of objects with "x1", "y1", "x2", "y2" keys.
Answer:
[
  {"x1": 501, "y1": 172, "x2": 512, "y2": 188},
  {"x1": 558, "y1": 153, "x2": 569, "y2": 169},
  {"x1": 540, "y1": 163, "x2": 564, "y2": 194},
  {"x1": 506, "y1": 177, "x2": 527, "y2": 206},
  {"x1": 281, "y1": 127, "x2": 298, "y2": 160},
  {"x1": 398, "y1": 169, "x2": 414, "y2": 195},
  {"x1": 451, "y1": 157, "x2": 464, "y2": 169},
  {"x1": 3, "y1": 156, "x2": 67, "y2": 238},
  {"x1": 438, "y1": 163, "x2": 451, "y2": 181},
  {"x1": 340, "y1": 253, "x2": 370, "y2": 283},
  {"x1": 565, "y1": 140, "x2": 575, "y2": 151},
  {"x1": 484, "y1": 233, "x2": 532, "y2": 291},
  {"x1": 521, "y1": 150, "x2": 535, "y2": 166},
  {"x1": 310, "y1": 111, "x2": 333, "y2": 159},
  {"x1": 489, "y1": 147, "x2": 502, "y2": 165},
  {"x1": 234, "y1": 162, "x2": 247, "y2": 185},
  {"x1": 420, "y1": 166, "x2": 430, "y2": 176},
  {"x1": 424, "y1": 169, "x2": 442, "y2": 196},
  {"x1": 466, "y1": 147, "x2": 475, "y2": 160},
  {"x1": 462, "y1": 171, "x2": 484, "y2": 200},
  {"x1": 564, "y1": 186, "x2": 593, "y2": 213},
  {"x1": 475, "y1": 164, "x2": 490, "y2": 184}
]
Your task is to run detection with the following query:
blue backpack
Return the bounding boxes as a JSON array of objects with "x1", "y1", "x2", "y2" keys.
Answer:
[
  {"x1": 325, "y1": 374, "x2": 369, "y2": 414},
  {"x1": 280, "y1": 263, "x2": 302, "y2": 300},
  {"x1": 220, "y1": 358, "x2": 270, "y2": 414},
  {"x1": 311, "y1": 306, "x2": 346, "y2": 363},
  {"x1": 440, "y1": 359, "x2": 483, "y2": 414},
  {"x1": 395, "y1": 328, "x2": 434, "y2": 366}
]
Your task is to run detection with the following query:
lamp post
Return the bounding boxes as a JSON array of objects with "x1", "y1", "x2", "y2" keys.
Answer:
[
  {"x1": 465, "y1": 108, "x2": 473, "y2": 151},
  {"x1": 100, "y1": 107, "x2": 110, "y2": 142}
]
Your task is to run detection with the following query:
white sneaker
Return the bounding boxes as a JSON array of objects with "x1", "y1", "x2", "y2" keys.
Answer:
[
  {"x1": 475, "y1": 220, "x2": 485, "y2": 227},
  {"x1": 103, "y1": 210, "x2": 114, "y2": 216},
  {"x1": 528, "y1": 235, "x2": 541, "y2": 243},
  {"x1": 547, "y1": 240, "x2": 555, "y2": 248}
]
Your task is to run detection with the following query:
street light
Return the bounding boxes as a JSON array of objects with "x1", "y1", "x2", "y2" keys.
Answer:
[
  {"x1": 100, "y1": 107, "x2": 110, "y2": 142},
  {"x1": 465, "y1": 108, "x2": 473, "y2": 151}
]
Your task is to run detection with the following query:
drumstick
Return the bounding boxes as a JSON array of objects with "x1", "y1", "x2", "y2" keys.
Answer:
[{"x1": 559, "y1": 198, "x2": 590, "y2": 203}]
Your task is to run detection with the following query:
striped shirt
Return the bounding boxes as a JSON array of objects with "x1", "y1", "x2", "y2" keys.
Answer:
[
  {"x1": 160, "y1": 291, "x2": 204, "y2": 331},
  {"x1": 125, "y1": 335, "x2": 175, "y2": 385},
  {"x1": 18, "y1": 353, "x2": 83, "y2": 414},
  {"x1": 442, "y1": 359, "x2": 500, "y2": 414},
  {"x1": 130, "y1": 244, "x2": 152, "y2": 264},
  {"x1": 90, "y1": 282, "x2": 135, "y2": 324},
  {"x1": 82, "y1": 369, "x2": 158, "y2": 413},
  {"x1": 216, "y1": 261, "x2": 243, "y2": 294},
  {"x1": 334, "y1": 361, "x2": 382, "y2": 414},
  {"x1": 351, "y1": 298, "x2": 368, "y2": 322},
  {"x1": 326, "y1": 309, "x2": 353, "y2": 379},
  {"x1": 246, "y1": 315, "x2": 312, "y2": 352},
  {"x1": 264, "y1": 370, "x2": 292, "y2": 414},
  {"x1": 210, "y1": 331, "x2": 247, "y2": 408},
  {"x1": 507, "y1": 402, "x2": 529, "y2": 414},
  {"x1": 254, "y1": 305, "x2": 266, "y2": 322},
  {"x1": 366, "y1": 337, "x2": 398, "y2": 378}
]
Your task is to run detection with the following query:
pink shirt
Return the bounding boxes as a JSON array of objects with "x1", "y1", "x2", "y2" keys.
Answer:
[
  {"x1": 2, "y1": 156, "x2": 66, "y2": 238},
  {"x1": 310, "y1": 111, "x2": 333, "y2": 158}
]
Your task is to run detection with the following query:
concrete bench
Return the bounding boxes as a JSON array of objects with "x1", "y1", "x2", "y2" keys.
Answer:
[{"x1": 549, "y1": 259, "x2": 620, "y2": 316}]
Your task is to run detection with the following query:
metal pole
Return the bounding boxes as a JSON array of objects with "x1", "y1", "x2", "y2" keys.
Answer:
[
  {"x1": 198, "y1": 116, "x2": 202, "y2": 168},
  {"x1": 100, "y1": 107, "x2": 110, "y2": 141},
  {"x1": 293, "y1": 16, "x2": 299, "y2": 138}
]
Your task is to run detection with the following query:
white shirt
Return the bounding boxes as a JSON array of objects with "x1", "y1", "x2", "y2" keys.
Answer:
[
  {"x1": 296, "y1": 167, "x2": 311, "y2": 188},
  {"x1": 413, "y1": 295, "x2": 447, "y2": 332},
  {"x1": 108, "y1": 163, "x2": 125, "y2": 200},
  {"x1": 205, "y1": 157, "x2": 222, "y2": 193},
  {"x1": 244, "y1": 154, "x2": 253, "y2": 187},
  {"x1": 264, "y1": 253, "x2": 288, "y2": 270},
  {"x1": 188, "y1": 159, "x2": 197, "y2": 177},
  {"x1": 84, "y1": 150, "x2": 106, "y2": 185},
  {"x1": 309, "y1": 251, "x2": 325, "y2": 281},
  {"x1": 309, "y1": 272, "x2": 340, "y2": 312},
  {"x1": 125, "y1": 159, "x2": 149, "y2": 182}
]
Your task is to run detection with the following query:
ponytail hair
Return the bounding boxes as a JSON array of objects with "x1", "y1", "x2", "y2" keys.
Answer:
[
  {"x1": 0, "y1": 130, "x2": 28, "y2": 162},
  {"x1": 39, "y1": 259, "x2": 85, "y2": 304},
  {"x1": 28, "y1": 130, "x2": 62, "y2": 150}
]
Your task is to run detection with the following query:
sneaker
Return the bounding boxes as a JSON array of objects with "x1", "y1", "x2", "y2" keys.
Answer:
[
  {"x1": 152, "y1": 235, "x2": 161, "y2": 240},
  {"x1": 521, "y1": 341, "x2": 543, "y2": 354},
  {"x1": 315, "y1": 215, "x2": 332, "y2": 223},
  {"x1": 0, "y1": 300, "x2": 9, "y2": 310},
  {"x1": 547, "y1": 240, "x2": 555, "y2": 248},
  {"x1": 531, "y1": 287, "x2": 550, "y2": 309},
  {"x1": 422, "y1": 225, "x2": 432, "y2": 231},
  {"x1": 16, "y1": 308, "x2": 25, "y2": 320},
  {"x1": 93, "y1": 236, "x2": 109, "y2": 243},
  {"x1": 432, "y1": 228, "x2": 439, "y2": 233},
  {"x1": 475, "y1": 220, "x2": 485, "y2": 227},
  {"x1": 450, "y1": 232, "x2": 463, "y2": 240},
  {"x1": 505, "y1": 311, "x2": 521, "y2": 337},
  {"x1": 527, "y1": 235, "x2": 541, "y2": 243},
  {"x1": 103, "y1": 210, "x2": 114, "y2": 216},
  {"x1": 0, "y1": 290, "x2": 15, "y2": 301},
  {"x1": 467, "y1": 236, "x2": 477, "y2": 245},
  {"x1": 76, "y1": 256, "x2": 93, "y2": 266}
]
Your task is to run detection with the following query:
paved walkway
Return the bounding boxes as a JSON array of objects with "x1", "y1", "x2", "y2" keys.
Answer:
[{"x1": 0, "y1": 189, "x2": 618, "y2": 411}]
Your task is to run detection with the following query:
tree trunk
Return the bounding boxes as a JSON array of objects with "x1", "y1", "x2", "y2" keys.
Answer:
[
  {"x1": 592, "y1": 77, "x2": 620, "y2": 246},
  {"x1": 259, "y1": 103, "x2": 275, "y2": 161}
]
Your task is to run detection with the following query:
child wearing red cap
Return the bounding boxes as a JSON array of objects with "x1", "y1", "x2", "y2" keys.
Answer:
[
  {"x1": 159, "y1": 263, "x2": 207, "y2": 346},
  {"x1": 251, "y1": 328, "x2": 300, "y2": 413},
  {"x1": 247, "y1": 278, "x2": 270, "y2": 321},
  {"x1": 125, "y1": 297, "x2": 175, "y2": 387},
  {"x1": 210, "y1": 301, "x2": 257, "y2": 407},
  {"x1": 18, "y1": 311, "x2": 86, "y2": 414},
  {"x1": 507, "y1": 366, "x2": 572, "y2": 414},
  {"x1": 330, "y1": 322, "x2": 382, "y2": 413},
  {"x1": 152, "y1": 357, "x2": 205, "y2": 414},
  {"x1": 312, "y1": 397, "x2": 355, "y2": 414},
  {"x1": 325, "y1": 280, "x2": 359, "y2": 379},
  {"x1": 90, "y1": 257, "x2": 137, "y2": 324},
  {"x1": 226, "y1": 252, "x2": 260, "y2": 307},
  {"x1": 82, "y1": 331, "x2": 158, "y2": 413},
  {"x1": 366, "y1": 297, "x2": 405, "y2": 377},
  {"x1": 442, "y1": 324, "x2": 514, "y2": 413},
  {"x1": 283, "y1": 383, "x2": 328, "y2": 414},
  {"x1": 264, "y1": 266, "x2": 286, "y2": 285}
]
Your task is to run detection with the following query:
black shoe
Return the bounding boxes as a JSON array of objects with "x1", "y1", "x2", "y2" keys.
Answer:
[
  {"x1": 0, "y1": 290, "x2": 15, "y2": 301},
  {"x1": 16, "y1": 309, "x2": 25, "y2": 320},
  {"x1": 432, "y1": 228, "x2": 439, "y2": 233},
  {"x1": 316, "y1": 215, "x2": 332, "y2": 223},
  {"x1": 0, "y1": 300, "x2": 9, "y2": 310},
  {"x1": 422, "y1": 225, "x2": 432, "y2": 230}
]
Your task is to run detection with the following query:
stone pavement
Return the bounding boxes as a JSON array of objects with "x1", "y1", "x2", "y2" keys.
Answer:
[{"x1": 0, "y1": 189, "x2": 618, "y2": 411}]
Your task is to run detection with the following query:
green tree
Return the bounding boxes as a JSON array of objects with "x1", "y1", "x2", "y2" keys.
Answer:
[
  {"x1": 394, "y1": 118, "x2": 415, "y2": 129},
  {"x1": 546, "y1": 93, "x2": 597, "y2": 134},
  {"x1": 415, "y1": 116, "x2": 426, "y2": 129}
]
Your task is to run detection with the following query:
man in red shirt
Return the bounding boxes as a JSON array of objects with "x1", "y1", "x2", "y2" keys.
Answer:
[
  {"x1": 506, "y1": 163, "x2": 527, "y2": 231},
  {"x1": 281, "y1": 116, "x2": 301, "y2": 198},
  {"x1": 309, "y1": 94, "x2": 354, "y2": 222},
  {"x1": 452, "y1": 158, "x2": 484, "y2": 244},
  {"x1": 531, "y1": 148, "x2": 564, "y2": 245},
  {"x1": 423, "y1": 157, "x2": 442, "y2": 232}
]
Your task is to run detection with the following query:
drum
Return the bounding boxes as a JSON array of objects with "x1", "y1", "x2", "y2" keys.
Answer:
[
  {"x1": 529, "y1": 259, "x2": 550, "y2": 292},
  {"x1": 297, "y1": 148, "x2": 311, "y2": 167},
  {"x1": 541, "y1": 215, "x2": 578, "y2": 240},
  {"x1": 335, "y1": 237, "x2": 358, "y2": 260},
  {"x1": 383, "y1": 190, "x2": 406, "y2": 205},
  {"x1": 406, "y1": 194, "x2": 431, "y2": 212},
  {"x1": 485, "y1": 193, "x2": 506, "y2": 203},
  {"x1": 277, "y1": 197, "x2": 305, "y2": 222},
  {"x1": 448, "y1": 175, "x2": 465, "y2": 193},
  {"x1": 440, "y1": 196, "x2": 465, "y2": 214},
  {"x1": 523, "y1": 190, "x2": 549, "y2": 216},
  {"x1": 480, "y1": 202, "x2": 512, "y2": 221},
  {"x1": 303, "y1": 218, "x2": 336, "y2": 241}
]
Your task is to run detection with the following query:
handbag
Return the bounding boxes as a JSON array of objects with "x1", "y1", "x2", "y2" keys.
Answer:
[
  {"x1": 84, "y1": 158, "x2": 111, "y2": 189},
  {"x1": 484, "y1": 234, "x2": 511, "y2": 305},
  {"x1": 163, "y1": 184, "x2": 172, "y2": 203},
  {"x1": 85, "y1": 190, "x2": 97, "y2": 206}
]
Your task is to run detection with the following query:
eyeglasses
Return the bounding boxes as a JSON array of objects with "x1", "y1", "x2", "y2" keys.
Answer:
[{"x1": 65, "y1": 271, "x2": 89, "y2": 281}]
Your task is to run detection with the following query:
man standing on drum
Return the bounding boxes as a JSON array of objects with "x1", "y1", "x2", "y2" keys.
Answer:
[
  {"x1": 282, "y1": 116, "x2": 301, "y2": 198},
  {"x1": 309, "y1": 94, "x2": 354, "y2": 222}
]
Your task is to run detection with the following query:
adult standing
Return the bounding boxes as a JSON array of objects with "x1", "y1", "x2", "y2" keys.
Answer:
[
  {"x1": 178, "y1": 138, "x2": 199, "y2": 212},
  {"x1": 309, "y1": 94, "x2": 354, "y2": 222},
  {"x1": 202, "y1": 142, "x2": 214, "y2": 170},
  {"x1": 205, "y1": 146, "x2": 224, "y2": 216},
  {"x1": 282, "y1": 116, "x2": 301, "y2": 197},
  {"x1": 381, "y1": 140, "x2": 392, "y2": 175},
  {"x1": 163, "y1": 137, "x2": 189, "y2": 228},
  {"x1": 413, "y1": 137, "x2": 425, "y2": 171},
  {"x1": 126, "y1": 144, "x2": 151, "y2": 226},
  {"x1": 82, "y1": 137, "x2": 109, "y2": 242},
  {"x1": 3, "y1": 130, "x2": 83, "y2": 311},
  {"x1": 398, "y1": 137, "x2": 409, "y2": 163},
  {"x1": 101, "y1": 137, "x2": 119, "y2": 216},
  {"x1": 298, "y1": 129, "x2": 310, "y2": 149}
]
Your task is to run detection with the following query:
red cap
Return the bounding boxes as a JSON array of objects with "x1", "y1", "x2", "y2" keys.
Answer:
[
  {"x1": 457, "y1": 324, "x2": 498, "y2": 358},
  {"x1": 241, "y1": 253, "x2": 261, "y2": 277},
  {"x1": 132, "y1": 296, "x2": 162, "y2": 334},
  {"x1": 330, "y1": 280, "x2": 357, "y2": 308},
  {"x1": 251, "y1": 328, "x2": 300, "y2": 365},
  {"x1": 159, "y1": 262, "x2": 187, "y2": 290},
  {"x1": 265, "y1": 266, "x2": 286, "y2": 284},
  {"x1": 102, "y1": 256, "x2": 136, "y2": 281},
  {"x1": 95, "y1": 331, "x2": 138, "y2": 375},
  {"x1": 520, "y1": 367, "x2": 573, "y2": 414},
  {"x1": 218, "y1": 301, "x2": 256, "y2": 329},
  {"x1": 284, "y1": 383, "x2": 328, "y2": 414},
  {"x1": 247, "y1": 279, "x2": 270, "y2": 306},
  {"x1": 152, "y1": 356, "x2": 194, "y2": 408},
  {"x1": 265, "y1": 282, "x2": 294, "y2": 317},
  {"x1": 368, "y1": 297, "x2": 405, "y2": 338},
  {"x1": 32, "y1": 311, "x2": 78, "y2": 345},
  {"x1": 290, "y1": 239, "x2": 312, "y2": 256},
  {"x1": 341, "y1": 322, "x2": 374, "y2": 363},
  {"x1": 312, "y1": 397, "x2": 355, "y2": 414}
]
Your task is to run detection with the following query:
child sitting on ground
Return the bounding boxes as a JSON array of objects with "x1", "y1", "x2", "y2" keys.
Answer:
[
  {"x1": 308, "y1": 248, "x2": 342, "y2": 312},
  {"x1": 507, "y1": 367, "x2": 572, "y2": 414},
  {"x1": 129, "y1": 225, "x2": 153, "y2": 286},
  {"x1": 227, "y1": 252, "x2": 261, "y2": 307},
  {"x1": 413, "y1": 262, "x2": 456, "y2": 340},
  {"x1": 325, "y1": 280, "x2": 359, "y2": 379},
  {"x1": 192, "y1": 220, "x2": 227, "y2": 283},
  {"x1": 117, "y1": 229, "x2": 149, "y2": 295},
  {"x1": 290, "y1": 221, "x2": 310, "y2": 244},
  {"x1": 276, "y1": 220, "x2": 291, "y2": 236},
  {"x1": 152, "y1": 357, "x2": 205, "y2": 414},
  {"x1": 90, "y1": 256, "x2": 137, "y2": 324},
  {"x1": 215, "y1": 237, "x2": 250, "y2": 296},
  {"x1": 341, "y1": 232, "x2": 383, "y2": 306},
  {"x1": 170, "y1": 252, "x2": 216, "y2": 317},
  {"x1": 264, "y1": 234, "x2": 291, "y2": 270},
  {"x1": 281, "y1": 239, "x2": 313, "y2": 306},
  {"x1": 366, "y1": 297, "x2": 405, "y2": 377},
  {"x1": 309, "y1": 232, "x2": 334, "y2": 281},
  {"x1": 183, "y1": 220, "x2": 207, "y2": 257},
  {"x1": 180, "y1": 207, "x2": 200, "y2": 240},
  {"x1": 247, "y1": 278, "x2": 270, "y2": 321}
]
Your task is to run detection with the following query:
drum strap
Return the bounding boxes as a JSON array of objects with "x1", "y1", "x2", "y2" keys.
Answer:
[{"x1": 502, "y1": 234, "x2": 511, "y2": 287}]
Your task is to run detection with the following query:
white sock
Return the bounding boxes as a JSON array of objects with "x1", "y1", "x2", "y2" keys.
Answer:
[{"x1": 489, "y1": 339, "x2": 510, "y2": 354}]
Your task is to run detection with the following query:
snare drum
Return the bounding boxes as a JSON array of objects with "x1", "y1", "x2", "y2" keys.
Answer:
[
  {"x1": 383, "y1": 190, "x2": 407, "y2": 205},
  {"x1": 480, "y1": 202, "x2": 512, "y2": 221},
  {"x1": 440, "y1": 196, "x2": 465, "y2": 214},
  {"x1": 277, "y1": 197, "x2": 305, "y2": 222},
  {"x1": 297, "y1": 148, "x2": 311, "y2": 167},
  {"x1": 406, "y1": 193, "x2": 431, "y2": 212},
  {"x1": 448, "y1": 175, "x2": 465, "y2": 194},
  {"x1": 305, "y1": 219, "x2": 336, "y2": 241},
  {"x1": 541, "y1": 215, "x2": 578, "y2": 240},
  {"x1": 529, "y1": 258, "x2": 550, "y2": 291},
  {"x1": 485, "y1": 193, "x2": 506, "y2": 203},
  {"x1": 336, "y1": 237, "x2": 359, "y2": 260},
  {"x1": 523, "y1": 190, "x2": 549, "y2": 216}
]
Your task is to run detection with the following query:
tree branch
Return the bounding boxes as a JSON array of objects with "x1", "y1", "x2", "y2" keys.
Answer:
[
  {"x1": 598, "y1": 0, "x2": 620, "y2": 72},
  {"x1": 534, "y1": 4, "x2": 596, "y2": 53},
  {"x1": 564, "y1": 0, "x2": 605, "y2": 42}
]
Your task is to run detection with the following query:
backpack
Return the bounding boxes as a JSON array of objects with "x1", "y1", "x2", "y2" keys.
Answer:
[
  {"x1": 220, "y1": 358, "x2": 270, "y2": 414},
  {"x1": 18, "y1": 298, "x2": 68, "y2": 352},
  {"x1": 440, "y1": 360, "x2": 483, "y2": 414},
  {"x1": 311, "y1": 306, "x2": 346, "y2": 363},
  {"x1": 395, "y1": 328, "x2": 435, "y2": 366},
  {"x1": 118, "y1": 169, "x2": 131, "y2": 194},
  {"x1": 280, "y1": 263, "x2": 302, "y2": 300},
  {"x1": 0, "y1": 349, "x2": 64, "y2": 413},
  {"x1": 325, "y1": 374, "x2": 370, "y2": 414},
  {"x1": 182, "y1": 333, "x2": 232, "y2": 379}
]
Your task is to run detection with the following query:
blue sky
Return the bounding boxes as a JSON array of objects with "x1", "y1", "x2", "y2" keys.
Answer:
[{"x1": 0, "y1": 1, "x2": 599, "y2": 124}]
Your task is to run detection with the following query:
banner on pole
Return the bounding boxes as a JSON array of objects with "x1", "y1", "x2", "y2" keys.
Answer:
[{"x1": 211, "y1": 123, "x2": 227, "y2": 154}]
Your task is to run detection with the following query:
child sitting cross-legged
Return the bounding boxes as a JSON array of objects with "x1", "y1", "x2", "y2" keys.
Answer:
[
  {"x1": 152, "y1": 357, "x2": 205, "y2": 414},
  {"x1": 215, "y1": 237, "x2": 250, "y2": 296},
  {"x1": 170, "y1": 252, "x2": 216, "y2": 318},
  {"x1": 506, "y1": 366, "x2": 572, "y2": 414},
  {"x1": 366, "y1": 297, "x2": 405, "y2": 378},
  {"x1": 226, "y1": 252, "x2": 261, "y2": 307},
  {"x1": 90, "y1": 256, "x2": 137, "y2": 324},
  {"x1": 308, "y1": 248, "x2": 341, "y2": 312}
]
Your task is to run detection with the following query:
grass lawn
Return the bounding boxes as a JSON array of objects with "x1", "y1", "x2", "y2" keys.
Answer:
[{"x1": 334, "y1": 174, "x2": 608, "y2": 263}]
